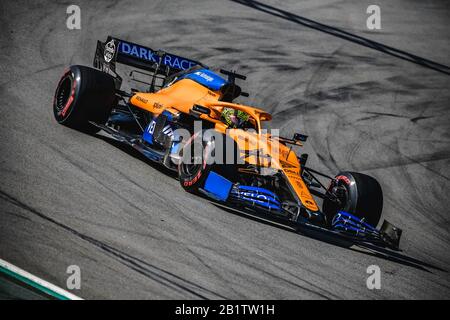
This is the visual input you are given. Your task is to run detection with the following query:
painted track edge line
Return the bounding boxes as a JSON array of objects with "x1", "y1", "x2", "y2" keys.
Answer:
[{"x1": 0, "y1": 258, "x2": 83, "y2": 300}]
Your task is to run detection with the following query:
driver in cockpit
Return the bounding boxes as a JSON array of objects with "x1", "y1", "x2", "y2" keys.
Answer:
[{"x1": 221, "y1": 107, "x2": 251, "y2": 129}]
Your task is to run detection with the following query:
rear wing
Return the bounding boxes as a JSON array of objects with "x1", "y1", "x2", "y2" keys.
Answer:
[
  {"x1": 93, "y1": 36, "x2": 204, "y2": 89},
  {"x1": 93, "y1": 36, "x2": 248, "y2": 100}
]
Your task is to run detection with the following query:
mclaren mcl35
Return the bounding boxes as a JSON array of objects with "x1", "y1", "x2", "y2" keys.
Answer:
[{"x1": 53, "y1": 37, "x2": 402, "y2": 250}]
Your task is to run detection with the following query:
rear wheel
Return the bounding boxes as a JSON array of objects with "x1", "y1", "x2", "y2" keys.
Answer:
[
  {"x1": 53, "y1": 65, "x2": 116, "y2": 133},
  {"x1": 323, "y1": 171, "x2": 383, "y2": 227}
]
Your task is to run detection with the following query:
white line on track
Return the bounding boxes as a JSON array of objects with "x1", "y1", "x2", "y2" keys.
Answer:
[{"x1": 0, "y1": 258, "x2": 83, "y2": 300}]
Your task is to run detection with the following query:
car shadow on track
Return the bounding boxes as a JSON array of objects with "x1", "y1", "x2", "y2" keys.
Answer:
[
  {"x1": 95, "y1": 134, "x2": 178, "y2": 179},
  {"x1": 214, "y1": 203, "x2": 447, "y2": 274},
  {"x1": 95, "y1": 133, "x2": 446, "y2": 274}
]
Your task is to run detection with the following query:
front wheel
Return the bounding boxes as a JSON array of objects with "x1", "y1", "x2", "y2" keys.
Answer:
[
  {"x1": 178, "y1": 131, "x2": 239, "y2": 194},
  {"x1": 178, "y1": 131, "x2": 214, "y2": 194},
  {"x1": 323, "y1": 171, "x2": 383, "y2": 227}
]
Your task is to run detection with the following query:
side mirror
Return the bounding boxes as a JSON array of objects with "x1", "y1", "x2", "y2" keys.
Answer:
[
  {"x1": 192, "y1": 104, "x2": 211, "y2": 116},
  {"x1": 220, "y1": 69, "x2": 247, "y2": 81},
  {"x1": 293, "y1": 133, "x2": 308, "y2": 142}
]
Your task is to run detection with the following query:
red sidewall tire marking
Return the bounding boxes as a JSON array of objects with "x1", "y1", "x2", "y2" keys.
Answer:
[{"x1": 59, "y1": 74, "x2": 77, "y2": 117}]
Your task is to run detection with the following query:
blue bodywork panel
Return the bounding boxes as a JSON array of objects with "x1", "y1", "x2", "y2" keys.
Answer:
[
  {"x1": 202, "y1": 172, "x2": 281, "y2": 212},
  {"x1": 143, "y1": 118, "x2": 156, "y2": 144},
  {"x1": 117, "y1": 39, "x2": 198, "y2": 71},
  {"x1": 181, "y1": 69, "x2": 228, "y2": 91},
  {"x1": 108, "y1": 112, "x2": 135, "y2": 124},
  {"x1": 331, "y1": 211, "x2": 379, "y2": 238},
  {"x1": 230, "y1": 185, "x2": 281, "y2": 211},
  {"x1": 204, "y1": 171, "x2": 233, "y2": 201}
]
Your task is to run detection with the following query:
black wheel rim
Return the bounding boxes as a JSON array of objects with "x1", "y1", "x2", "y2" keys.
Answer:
[
  {"x1": 181, "y1": 163, "x2": 201, "y2": 175},
  {"x1": 180, "y1": 140, "x2": 204, "y2": 176},
  {"x1": 181, "y1": 152, "x2": 203, "y2": 175}
]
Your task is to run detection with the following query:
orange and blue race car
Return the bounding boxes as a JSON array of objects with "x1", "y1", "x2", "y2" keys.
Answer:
[{"x1": 53, "y1": 36, "x2": 402, "y2": 250}]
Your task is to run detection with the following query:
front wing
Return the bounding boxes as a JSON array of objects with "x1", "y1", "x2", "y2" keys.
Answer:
[{"x1": 200, "y1": 171, "x2": 403, "y2": 251}]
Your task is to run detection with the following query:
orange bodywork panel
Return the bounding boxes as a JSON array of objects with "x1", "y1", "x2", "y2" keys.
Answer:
[
  {"x1": 226, "y1": 130, "x2": 319, "y2": 212},
  {"x1": 130, "y1": 79, "x2": 220, "y2": 117},
  {"x1": 129, "y1": 78, "x2": 319, "y2": 212}
]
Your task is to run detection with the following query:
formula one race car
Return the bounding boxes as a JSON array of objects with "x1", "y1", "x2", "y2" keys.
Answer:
[{"x1": 53, "y1": 36, "x2": 402, "y2": 250}]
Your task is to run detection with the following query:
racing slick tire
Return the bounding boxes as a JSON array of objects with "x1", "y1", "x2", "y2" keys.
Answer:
[
  {"x1": 178, "y1": 131, "x2": 239, "y2": 194},
  {"x1": 323, "y1": 171, "x2": 383, "y2": 227},
  {"x1": 53, "y1": 65, "x2": 116, "y2": 133}
]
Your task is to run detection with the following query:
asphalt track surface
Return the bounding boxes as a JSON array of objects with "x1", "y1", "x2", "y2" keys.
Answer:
[{"x1": 0, "y1": 0, "x2": 449, "y2": 299}]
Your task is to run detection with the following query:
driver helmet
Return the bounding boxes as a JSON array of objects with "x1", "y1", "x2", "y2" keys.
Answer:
[{"x1": 221, "y1": 107, "x2": 250, "y2": 129}]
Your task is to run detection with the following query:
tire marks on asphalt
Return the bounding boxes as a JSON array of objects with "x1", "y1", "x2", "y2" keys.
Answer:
[{"x1": 0, "y1": 189, "x2": 227, "y2": 299}]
